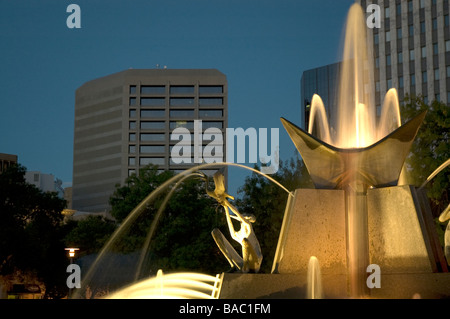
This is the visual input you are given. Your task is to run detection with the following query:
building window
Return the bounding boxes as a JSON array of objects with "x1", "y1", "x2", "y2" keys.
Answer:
[
  {"x1": 199, "y1": 86, "x2": 223, "y2": 94},
  {"x1": 129, "y1": 109, "x2": 136, "y2": 118},
  {"x1": 129, "y1": 145, "x2": 136, "y2": 154},
  {"x1": 141, "y1": 110, "x2": 165, "y2": 118},
  {"x1": 170, "y1": 121, "x2": 194, "y2": 130},
  {"x1": 129, "y1": 85, "x2": 136, "y2": 95},
  {"x1": 434, "y1": 69, "x2": 440, "y2": 81},
  {"x1": 411, "y1": 74, "x2": 416, "y2": 85},
  {"x1": 376, "y1": 81, "x2": 380, "y2": 92},
  {"x1": 170, "y1": 97, "x2": 195, "y2": 106},
  {"x1": 169, "y1": 110, "x2": 195, "y2": 118},
  {"x1": 396, "y1": 3, "x2": 401, "y2": 15},
  {"x1": 128, "y1": 157, "x2": 136, "y2": 166},
  {"x1": 129, "y1": 133, "x2": 136, "y2": 142},
  {"x1": 399, "y1": 76, "x2": 404, "y2": 88},
  {"x1": 422, "y1": 71, "x2": 427, "y2": 83},
  {"x1": 128, "y1": 169, "x2": 136, "y2": 177},
  {"x1": 375, "y1": 57, "x2": 380, "y2": 68},
  {"x1": 446, "y1": 40, "x2": 450, "y2": 52},
  {"x1": 140, "y1": 157, "x2": 165, "y2": 166},
  {"x1": 409, "y1": 49, "x2": 415, "y2": 61},
  {"x1": 421, "y1": 46, "x2": 427, "y2": 58},
  {"x1": 129, "y1": 97, "x2": 136, "y2": 106},
  {"x1": 445, "y1": 15, "x2": 449, "y2": 27},
  {"x1": 447, "y1": 66, "x2": 450, "y2": 77},
  {"x1": 397, "y1": 28, "x2": 402, "y2": 39},
  {"x1": 374, "y1": 33, "x2": 379, "y2": 45},
  {"x1": 420, "y1": 0, "x2": 425, "y2": 8},
  {"x1": 141, "y1": 97, "x2": 165, "y2": 106},
  {"x1": 387, "y1": 79, "x2": 392, "y2": 89},
  {"x1": 386, "y1": 54, "x2": 391, "y2": 66},
  {"x1": 409, "y1": 25, "x2": 414, "y2": 37},
  {"x1": 140, "y1": 145, "x2": 165, "y2": 154},
  {"x1": 199, "y1": 97, "x2": 223, "y2": 106},
  {"x1": 202, "y1": 121, "x2": 224, "y2": 129},
  {"x1": 433, "y1": 43, "x2": 439, "y2": 55},
  {"x1": 129, "y1": 121, "x2": 136, "y2": 130},
  {"x1": 140, "y1": 121, "x2": 166, "y2": 130},
  {"x1": 385, "y1": 31, "x2": 391, "y2": 42},
  {"x1": 141, "y1": 86, "x2": 165, "y2": 95},
  {"x1": 420, "y1": 21, "x2": 426, "y2": 33},
  {"x1": 398, "y1": 52, "x2": 403, "y2": 64},
  {"x1": 435, "y1": 93, "x2": 440, "y2": 102},
  {"x1": 199, "y1": 109, "x2": 223, "y2": 118},
  {"x1": 385, "y1": 7, "x2": 390, "y2": 18},
  {"x1": 170, "y1": 86, "x2": 195, "y2": 94},
  {"x1": 140, "y1": 133, "x2": 165, "y2": 142},
  {"x1": 408, "y1": 0, "x2": 413, "y2": 12},
  {"x1": 432, "y1": 18, "x2": 437, "y2": 30}
]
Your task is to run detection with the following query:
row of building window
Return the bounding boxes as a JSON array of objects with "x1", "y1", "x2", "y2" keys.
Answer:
[
  {"x1": 129, "y1": 109, "x2": 223, "y2": 118},
  {"x1": 129, "y1": 145, "x2": 223, "y2": 155},
  {"x1": 375, "y1": 43, "x2": 450, "y2": 69},
  {"x1": 130, "y1": 85, "x2": 223, "y2": 95},
  {"x1": 376, "y1": 67, "x2": 450, "y2": 91},
  {"x1": 377, "y1": 0, "x2": 445, "y2": 18},
  {"x1": 129, "y1": 97, "x2": 223, "y2": 107},
  {"x1": 129, "y1": 121, "x2": 224, "y2": 130},
  {"x1": 130, "y1": 131, "x2": 225, "y2": 142}
]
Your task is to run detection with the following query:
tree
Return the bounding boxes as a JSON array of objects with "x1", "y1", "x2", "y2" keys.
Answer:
[
  {"x1": 235, "y1": 155, "x2": 313, "y2": 273},
  {"x1": 400, "y1": 95, "x2": 449, "y2": 217},
  {"x1": 108, "y1": 165, "x2": 228, "y2": 276},
  {"x1": 0, "y1": 164, "x2": 68, "y2": 298},
  {"x1": 64, "y1": 216, "x2": 116, "y2": 256},
  {"x1": 109, "y1": 165, "x2": 175, "y2": 223}
]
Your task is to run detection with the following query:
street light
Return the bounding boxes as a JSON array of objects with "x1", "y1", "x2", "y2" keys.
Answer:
[{"x1": 65, "y1": 248, "x2": 79, "y2": 259}]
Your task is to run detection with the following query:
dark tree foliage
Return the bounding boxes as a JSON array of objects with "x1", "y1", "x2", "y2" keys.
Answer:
[
  {"x1": 0, "y1": 164, "x2": 68, "y2": 298},
  {"x1": 64, "y1": 216, "x2": 117, "y2": 256},
  {"x1": 109, "y1": 165, "x2": 229, "y2": 275},
  {"x1": 400, "y1": 95, "x2": 449, "y2": 217}
]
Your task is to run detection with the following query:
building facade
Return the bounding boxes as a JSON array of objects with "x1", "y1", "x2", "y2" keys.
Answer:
[
  {"x1": 72, "y1": 69, "x2": 228, "y2": 212},
  {"x1": 360, "y1": 0, "x2": 450, "y2": 108},
  {"x1": 24, "y1": 171, "x2": 64, "y2": 198},
  {"x1": 300, "y1": 62, "x2": 342, "y2": 131}
]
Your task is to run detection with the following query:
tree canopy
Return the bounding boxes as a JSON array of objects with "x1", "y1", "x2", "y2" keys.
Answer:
[
  {"x1": 0, "y1": 164, "x2": 68, "y2": 298},
  {"x1": 400, "y1": 95, "x2": 449, "y2": 217}
]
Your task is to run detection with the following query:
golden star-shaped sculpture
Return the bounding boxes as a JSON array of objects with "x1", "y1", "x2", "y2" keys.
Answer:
[{"x1": 280, "y1": 111, "x2": 427, "y2": 189}]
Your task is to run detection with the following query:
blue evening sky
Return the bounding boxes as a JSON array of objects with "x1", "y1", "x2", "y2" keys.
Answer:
[{"x1": 0, "y1": 0, "x2": 355, "y2": 194}]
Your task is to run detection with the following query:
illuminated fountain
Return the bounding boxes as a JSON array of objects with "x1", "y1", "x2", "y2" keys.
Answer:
[{"x1": 74, "y1": 3, "x2": 449, "y2": 299}]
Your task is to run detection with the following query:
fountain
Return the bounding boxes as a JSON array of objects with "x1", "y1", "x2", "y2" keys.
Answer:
[
  {"x1": 220, "y1": 3, "x2": 450, "y2": 299},
  {"x1": 74, "y1": 3, "x2": 450, "y2": 299}
]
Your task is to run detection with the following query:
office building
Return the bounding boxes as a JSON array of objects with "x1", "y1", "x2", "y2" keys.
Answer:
[
  {"x1": 73, "y1": 69, "x2": 228, "y2": 212},
  {"x1": 360, "y1": 0, "x2": 450, "y2": 109},
  {"x1": 300, "y1": 62, "x2": 342, "y2": 132},
  {"x1": 25, "y1": 171, "x2": 65, "y2": 198}
]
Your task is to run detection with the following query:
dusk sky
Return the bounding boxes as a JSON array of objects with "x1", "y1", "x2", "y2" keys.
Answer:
[{"x1": 0, "y1": 0, "x2": 355, "y2": 194}]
